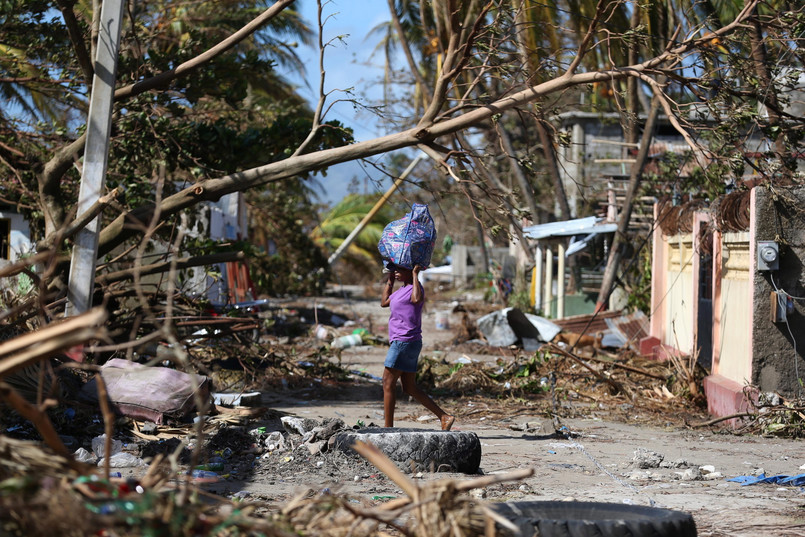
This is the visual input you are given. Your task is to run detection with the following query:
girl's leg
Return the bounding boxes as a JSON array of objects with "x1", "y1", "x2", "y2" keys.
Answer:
[
  {"x1": 382, "y1": 367, "x2": 403, "y2": 427},
  {"x1": 400, "y1": 372, "x2": 455, "y2": 430}
]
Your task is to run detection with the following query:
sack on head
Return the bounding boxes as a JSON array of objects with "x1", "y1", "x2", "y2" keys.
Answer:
[{"x1": 378, "y1": 203, "x2": 436, "y2": 270}]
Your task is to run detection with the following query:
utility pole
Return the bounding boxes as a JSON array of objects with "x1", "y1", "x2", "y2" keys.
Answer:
[
  {"x1": 327, "y1": 154, "x2": 426, "y2": 266},
  {"x1": 66, "y1": 0, "x2": 125, "y2": 316}
]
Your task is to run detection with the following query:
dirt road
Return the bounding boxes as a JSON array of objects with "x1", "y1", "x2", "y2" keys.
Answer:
[{"x1": 222, "y1": 285, "x2": 805, "y2": 537}]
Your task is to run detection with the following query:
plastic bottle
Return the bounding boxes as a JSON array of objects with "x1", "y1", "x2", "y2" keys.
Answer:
[
  {"x1": 190, "y1": 469, "x2": 219, "y2": 479},
  {"x1": 195, "y1": 462, "x2": 224, "y2": 471},
  {"x1": 332, "y1": 334, "x2": 362, "y2": 349}
]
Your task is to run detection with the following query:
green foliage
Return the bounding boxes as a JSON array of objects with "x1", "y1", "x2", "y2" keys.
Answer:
[
  {"x1": 247, "y1": 183, "x2": 330, "y2": 297},
  {"x1": 508, "y1": 289, "x2": 533, "y2": 313},
  {"x1": 514, "y1": 349, "x2": 551, "y2": 378},
  {"x1": 0, "y1": 0, "x2": 360, "y2": 297},
  {"x1": 310, "y1": 193, "x2": 397, "y2": 281},
  {"x1": 625, "y1": 246, "x2": 652, "y2": 314}
]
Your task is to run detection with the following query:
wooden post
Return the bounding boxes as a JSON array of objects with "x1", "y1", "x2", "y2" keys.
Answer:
[
  {"x1": 543, "y1": 244, "x2": 553, "y2": 316},
  {"x1": 534, "y1": 243, "x2": 543, "y2": 314},
  {"x1": 66, "y1": 0, "x2": 125, "y2": 316},
  {"x1": 557, "y1": 241, "x2": 566, "y2": 318}
]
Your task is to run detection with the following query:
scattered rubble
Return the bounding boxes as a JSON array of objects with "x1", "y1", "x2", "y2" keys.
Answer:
[{"x1": 3, "y1": 289, "x2": 805, "y2": 535}]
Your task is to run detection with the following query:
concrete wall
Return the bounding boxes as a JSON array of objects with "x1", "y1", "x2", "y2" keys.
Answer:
[
  {"x1": 651, "y1": 187, "x2": 805, "y2": 417},
  {"x1": 663, "y1": 234, "x2": 695, "y2": 354},
  {"x1": 713, "y1": 232, "x2": 752, "y2": 386},
  {"x1": 0, "y1": 210, "x2": 32, "y2": 261},
  {"x1": 751, "y1": 187, "x2": 805, "y2": 396}
]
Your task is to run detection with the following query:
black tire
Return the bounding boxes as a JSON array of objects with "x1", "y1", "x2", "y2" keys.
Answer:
[
  {"x1": 333, "y1": 427, "x2": 481, "y2": 474},
  {"x1": 491, "y1": 501, "x2": 697, "y2": 537}
]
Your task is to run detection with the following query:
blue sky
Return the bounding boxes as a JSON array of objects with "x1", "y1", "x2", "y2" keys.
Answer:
[{"x1": 283, "y1": 0, "x2": 402, "y2": 207}]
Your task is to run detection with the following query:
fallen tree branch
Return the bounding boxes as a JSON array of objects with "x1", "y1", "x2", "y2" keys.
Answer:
[
  {"x1": 545, "y1": 343, "x2": 625, "y2": 394},
  {"x1": 37, "y1": 187, "x2": 122, "y2": 250},
  {"x1": 96, "y1": 251, "x2": 246, "y2": 285},
  {"x1": 583, "y1": 354, "x2": 667, "y2": 381},
  {"x1": 0, "y1": 307, "x2": 108, "y2": 379},
  {"x1": 0, "y1": 251, "x2": 67, "y2": 279},
  {"x1": 0, "y1": 381, "x2": 92, "y2": 474},
  {"x1": 690, "y1": 412, "x2": 755, "y2": 428},
  {"x1": 95, "y1": 372, "x2": 114, "y2": 480}
]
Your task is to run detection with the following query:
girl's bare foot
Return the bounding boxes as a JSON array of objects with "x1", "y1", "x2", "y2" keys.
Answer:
[{"x1": 440, "y1": 415, "x2": 455, "y2": 431}]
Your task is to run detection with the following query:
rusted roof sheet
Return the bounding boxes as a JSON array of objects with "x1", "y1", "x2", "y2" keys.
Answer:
[
  {"x1": 553, "y1": 310, "x2": 649, "y2": 352},
  {"x1": 553, "y1": 310, "x2": 622, "y2": 334},
  {"x1": 605, "y1": 310, "x2": 649, "y2": 351}
]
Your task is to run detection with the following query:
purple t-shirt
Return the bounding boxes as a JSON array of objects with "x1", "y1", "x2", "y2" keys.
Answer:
[{"x1": 388, "y1": 284, "x2": 423, "y2": 341}]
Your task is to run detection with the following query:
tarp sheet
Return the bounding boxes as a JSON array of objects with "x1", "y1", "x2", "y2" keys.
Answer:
[
  {"x1": 727, "y1": 473, "x2": 805, "y2": 486},
  {"x1": 80, "y1": 358, "x2": 210, "y2": 424}
]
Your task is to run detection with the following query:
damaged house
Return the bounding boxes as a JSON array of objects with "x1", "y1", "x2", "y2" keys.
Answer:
[{"x1": 646, "y1": 186, "x2": 805, "y2": 419}]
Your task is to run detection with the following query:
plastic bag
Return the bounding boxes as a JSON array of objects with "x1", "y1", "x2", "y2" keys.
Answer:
[{"x1": 378, "y1": 203, "x2": 436, "y2": 269}]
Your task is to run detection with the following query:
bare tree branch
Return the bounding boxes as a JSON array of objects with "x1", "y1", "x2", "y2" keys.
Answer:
[{"x1": 54, "y1": 0, "x2": 94, "y2": 85}]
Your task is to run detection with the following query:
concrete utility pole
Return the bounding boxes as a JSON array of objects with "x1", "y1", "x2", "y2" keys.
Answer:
[
  {"x1": 327, "y1": 154, "x2": 426, "y2": 266},
  {"x1": 66, "y1": 0, "x2": 125, "y2": 316}
]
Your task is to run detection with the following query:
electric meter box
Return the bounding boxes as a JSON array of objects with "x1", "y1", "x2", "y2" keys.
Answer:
[{"x1": 757, "y1": 241, "x2": 779, "y2": 271}]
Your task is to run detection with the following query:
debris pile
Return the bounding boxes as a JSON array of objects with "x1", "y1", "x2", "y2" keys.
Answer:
[{"x1": 0, "y1": 420, "x2": 530, "y2": 537}]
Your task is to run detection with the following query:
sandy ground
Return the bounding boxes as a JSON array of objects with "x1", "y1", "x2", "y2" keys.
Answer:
[{"x1": 212, "y1": 284, "x2": 805, "y2": 537}]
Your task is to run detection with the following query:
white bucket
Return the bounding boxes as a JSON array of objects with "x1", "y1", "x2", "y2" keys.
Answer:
[{"x1": 435, "y1": 310, "x2": 450, "y2": 330}]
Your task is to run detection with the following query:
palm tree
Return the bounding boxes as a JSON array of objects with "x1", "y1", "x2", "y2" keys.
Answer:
[{"x1": 310, "y1": 194, "x2": 397, "y2": 279}]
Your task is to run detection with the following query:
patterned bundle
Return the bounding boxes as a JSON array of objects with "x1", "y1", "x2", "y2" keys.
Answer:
[{"x1": 378, "y1": 203, "x2": 437, "y2": 269}]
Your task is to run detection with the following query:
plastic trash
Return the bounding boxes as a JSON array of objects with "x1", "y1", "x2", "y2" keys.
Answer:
[
  {"x1": 265, "y1": 431, "x2": 285, "y2": 451},
  {"x1": 195, "y1": 462, "x2": 225, "y2": 472},
  {"x1": 727, "y1": 473, "x2": 805, "y2": 486},
  {"x1": 99, "y1": 452, "x2": 146, "y2": 468},
  {"x1": 191, "y1": 469, "x2": 219, "y2": 479},
  {"x1": 212, "y1": 392, "x2": 261, "y2": 407},
  {"x1": 435, "y1": 310, "x2": 450, "y2": 330},
  {"x1": 332, "y1": 334, "x2": 362, "y2": 349},
  {"x1": 314, "y1": 325, "x2": 329, "y2": 340},
  {"x1": 74, "y1": 447, "x2": 96, "y2": 463},
  {"x1": 91, "y1": 434, "x2": 123, "y2": 458}
]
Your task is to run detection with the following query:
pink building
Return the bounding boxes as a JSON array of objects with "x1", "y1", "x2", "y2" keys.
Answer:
[{"x1": 646, "y1": 186, "x2": 805, "y2": 419}]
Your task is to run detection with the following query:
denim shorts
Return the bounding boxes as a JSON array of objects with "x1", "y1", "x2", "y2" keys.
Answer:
[{"x1": 384, "y1": 340, "x2": 423, "y2": 373}]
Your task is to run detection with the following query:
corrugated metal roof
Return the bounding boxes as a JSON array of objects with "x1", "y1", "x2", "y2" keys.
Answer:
[
  {"x1": 605, "y1": 310, "x2": 649, "y2": 352},
  {"x1": 552, "y1": 310, "x2": 649, "y2": 352},
  {"x1": 523, "y1": 217, "x2": 617, "y2": 240},
  {"x1": 553, "y1": 310, "x2": 621, "y2": 333}
]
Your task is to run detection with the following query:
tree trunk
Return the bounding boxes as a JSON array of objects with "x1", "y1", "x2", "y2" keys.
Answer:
[
  {"x1": 474, "y1": 213, "x2": 490, "y2": 275},
  {"x1": 595, "y1": 95, "x2": 661, "y2": 310},
  {"x1": 625, "y1": 4, "x2": 641, "y2": 146},
  {"x1": 497, "y1": 125, "x2": 543, "y2": 223},
  {"x1": 534, "y1": 119, "x2": 572, "y2": 220},
  {"x1": 747, "y1": 10, "x2": 791, "y2": 180}
]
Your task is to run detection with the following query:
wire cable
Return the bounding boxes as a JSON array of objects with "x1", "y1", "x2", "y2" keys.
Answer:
[{"x1": 770, "y1": 273, "x2": 802, "y2": 397}]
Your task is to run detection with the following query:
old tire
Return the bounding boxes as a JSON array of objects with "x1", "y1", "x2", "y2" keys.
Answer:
[
  {"x1": 491, "y1": 501, "x2": 697, "y2": 537},
  {"x1": 333, "y1": 427, "x2": 481, "y2": 474}
]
